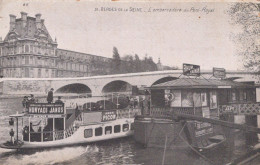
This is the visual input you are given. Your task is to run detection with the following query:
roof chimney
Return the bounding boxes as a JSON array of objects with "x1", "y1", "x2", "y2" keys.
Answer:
[
  {"x1": 35, "y1": 13, "x2": 42, "y2": 29},
  {"x1": 20, "y1": 12, "x2": 27, "y2": 28},
  {"x1": 9, "y1": 14, "x2": 16, "y2": 31},
  {"x1": 21, "y1": 12, "x2": 27, "y2": 21},
  {"x1": 35, "y1": 13, "x2": 41, "y2": 22}
]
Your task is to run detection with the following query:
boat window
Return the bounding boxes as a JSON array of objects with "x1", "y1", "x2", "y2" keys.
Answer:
[
  {"x1": 95, "y1": 127, "x2": 102, "y2": 136},
  {"x1": 181, "y1": 90, "x2": 193, "y2": 107},
  {"x1": 201, "y1": 92, "x2": 208, "y2": 106},
  {"x1": 193, "y1": 91, "x2": 202, "y2": 107},
  {"x1": 84, "y1": 129, "x2": 93, "y2": 138},
  {"x1": 239, "y1": 89, "x2": 247, "y2": 101},
  {"x1": 123, "y1": 124, "x2": 129, "y2": 132},
  {"x1": 210, "y1": 90, "x2": 217, "y2": 109},
  {"x1": 169, "y1": 90, "x2": 181, "y2": 107},
  {"x1": 151, "y1": 89, "x2": 165, "y2": 107},
  {"x1": 130, "y1": 123, "x2": 134, "y2": 130},
  {"x1": 114, "y1": 125, "x2": 121, "y2": 133},
  {"x1": 105, "y1": 126, "x2": 112, "y2": 135}
]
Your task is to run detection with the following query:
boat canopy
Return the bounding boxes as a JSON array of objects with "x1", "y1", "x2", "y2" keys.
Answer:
[
  {"x1": 65, "y1": 97, "x2": 110, "y2": 107},
  {"x1": 150, "y1": 78, "x2": 255, "y2": 89},
  {"x1": 9, "y1": 113, "x2": 25, "y2": 118}
]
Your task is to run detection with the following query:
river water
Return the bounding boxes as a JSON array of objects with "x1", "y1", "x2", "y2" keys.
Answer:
[{"x1": 0, "y1": 98, "x2": 259, "y2": 165}]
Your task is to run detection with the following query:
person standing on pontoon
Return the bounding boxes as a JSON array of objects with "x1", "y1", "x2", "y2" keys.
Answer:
[
  {"x1": 47, "y1": 88, "x2": 54, "y2": 103},
  {"x1": 9, "y1": 129, "x2": 14, "y2": 145}
]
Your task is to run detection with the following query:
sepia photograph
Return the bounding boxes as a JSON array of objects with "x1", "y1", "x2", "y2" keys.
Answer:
[{"x1": 0, "y1": 0, "x2": 259, "y2": 164}]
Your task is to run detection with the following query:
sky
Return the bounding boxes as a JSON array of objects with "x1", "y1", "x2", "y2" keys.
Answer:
[{"x1": 0, "y1": 0, "x2": 244, "y2": 70}]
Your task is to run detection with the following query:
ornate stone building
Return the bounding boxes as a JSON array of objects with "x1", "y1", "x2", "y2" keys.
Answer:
[{"x1": 0, "y1": 12, "x2": 111, "y2": 78}]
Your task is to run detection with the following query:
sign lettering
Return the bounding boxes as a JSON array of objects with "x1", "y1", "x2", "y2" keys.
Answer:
[
  {"x1": 28, "y1": 103, "x2": 64, "y2": 114},
  {"x1": 102, "y1": 110, "x2": 117, "y2": 122},
  {"x1": 213, "y1": 67, "x2": 226, "y2": 78},
  {"x1": 183, "y1": 63, "x2": 200, "y2": 76}
]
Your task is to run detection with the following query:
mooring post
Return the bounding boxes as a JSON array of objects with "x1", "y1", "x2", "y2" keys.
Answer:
[
  {"x1": 162, "y1": 135, "x2": 168, "y2": 165},
  {"x1": 16, "y1": 117, "x2": 18, "y2": 144},
  {"x1": 220, "y1": 114, "x2": 235, "y2": 162}
]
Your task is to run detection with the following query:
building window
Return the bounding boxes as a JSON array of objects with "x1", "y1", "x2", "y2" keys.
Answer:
[
  {"x1": 30, "y1": 68, "x2": 34, "y2": 78},
  {"x1": 45, "y1": 59, "x2": 48, "y2": 66},
  {"x1": 95, "y1": 127, "x2": 102, "y2": 136},
  {"x1": 25, "y1": 45, "x2": 29, "y2": 53},
  {"x1": 114, "y1": 125, "x2": 121, "y2": 133},
  {"x1": 51, "y1": 69, "x2": 55, "y2": 78},
  {"x1": 38, "y1": 69, "x2": 41, "y2": 78},
  {"x1": 30, "y1": 56, "x2": 33, "y2": 65},
  {"x1": 30, "y1": 45, "x2": 33, "y2": 53},
  {"x1": 21, "y1": 68, "x2": 24, "y2": 77},
  {"x1": 20, "y1": 46, "x2": 23, "y2": 53},
  {"x1": 84, "y1": 129, "x2": 93, "y2": 138},
  {"x1": 239, "y1": 90, "x2": 247, "y2": 101},
  {"x1": 25, "y1": 68, "x2": 29, "y2": 77},
  {"x1": 123, "y1": 124, "x2": 129, "y2": 132},
  {"x1": 45, "y1": 69, "x2": 49, "y2": 78},
  {"x1": 14, "y1": 46, "x2": 17, "y2": 54},
  {"x1": 6, "y1": 69, "x2": 9, "y2": 77},
  {"x1": 25, "y1": 56, "x2": 29, "y2": 65},
  {"x1": 13, "y1": 57, "x2": 17, "y2": 66}
]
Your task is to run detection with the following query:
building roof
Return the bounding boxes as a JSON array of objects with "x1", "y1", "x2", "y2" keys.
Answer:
[
  {"x1": 151, "y1": 78, "x2": 255, "y2": 89},
  {"x1": 4, "y1": 14, "x2": 54, "y2": 43}
]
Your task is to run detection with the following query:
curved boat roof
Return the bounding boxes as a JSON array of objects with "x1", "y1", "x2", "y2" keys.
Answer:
[
  {"x1": 150, "y1": 78, "x2": 255, "y2": 89},
  {"x1": 64, "y1": 97, "x2": 110, "y2": 106},
  {"x1": 9, "y1": 113, "x2": 25, "y2": 118}
]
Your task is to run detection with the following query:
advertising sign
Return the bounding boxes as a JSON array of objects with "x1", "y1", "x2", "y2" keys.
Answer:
[
  {"x1": 213, "y1": 67, "x2": 226, "y2": 78},
  {"x1": 183, "y1": 63, "x2": 200, "y2": 76},
  {"x1": 28, "y1": 103, "x2": 64, "y2": 114},
  {"x1": 193, "y1": 121, "x2": 213, "y2": 137},
  {"x1": 101, "y1": 110, "x2": 117, "y2": 122},
  {"x1": 186, "y1": 120, "x2": 214, "y2": 148}
]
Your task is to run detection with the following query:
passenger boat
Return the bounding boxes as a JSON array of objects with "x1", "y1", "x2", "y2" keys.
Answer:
[{"x1": 0, "y1": 96, "x2": 141, "y2": 149}]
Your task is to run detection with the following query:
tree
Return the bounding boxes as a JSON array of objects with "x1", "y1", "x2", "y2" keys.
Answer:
[
  {"x1": 111, "y1": 47, "x2": 121, "y2": 74},
  {"x1": 134, "y1": 54, "x2": 141, "y2": 72},
  {"x1": 228, "y1": 3, "x2": 260, "y2": 72}
]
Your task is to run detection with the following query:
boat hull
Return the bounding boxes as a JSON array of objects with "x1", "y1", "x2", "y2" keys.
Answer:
[
  {"x1": 134, "y1": 116, "x2": 226, "y2": 151},
  {"x1": 1, "y1": 118, "x2": 134, "y2": 149}
]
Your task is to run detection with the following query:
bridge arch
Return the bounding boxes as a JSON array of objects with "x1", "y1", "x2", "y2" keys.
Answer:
[
  {"x1": 56, "y1": 83, "x2": 92, "y2": 94},
  {"x1": 151, "y1": 76, "x2": 178, "y2": 86},
  {"x1": 102, "y1": 80, "x2": 132, "y2": 94}
]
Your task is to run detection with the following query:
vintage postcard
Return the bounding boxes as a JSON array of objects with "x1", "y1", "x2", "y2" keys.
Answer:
[{"x1": 0, "y1": 0, "x2": 259, "y2": 164}]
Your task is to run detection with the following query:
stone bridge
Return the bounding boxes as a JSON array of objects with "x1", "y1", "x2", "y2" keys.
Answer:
[{"x1": 0, "y1": 70, "x2": 259, "y2": 97}]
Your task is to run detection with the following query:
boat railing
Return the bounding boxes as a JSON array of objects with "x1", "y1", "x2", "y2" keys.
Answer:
[
  {"x1": 25, "y1": 124, "x2": 80, "y2": 142},
  {"x1": 218, "y1": 103, "x2": 260, "y2": 115},
  {"x1": 116, "y1": 108, "x2": 141, "y2": 119},
  {"x1": 150, "y1": 107, "x2": 202, "y2": 118}
]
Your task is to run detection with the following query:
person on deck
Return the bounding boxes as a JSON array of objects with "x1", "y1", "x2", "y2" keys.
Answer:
[
  {"x1": 28, "y1": 94, "x2": 35, "y2": 103},
  {"x1": 22, "y1": 96, "x2": 28, "y2": 108},
  {"x1": 9, "y1": 129, "x2": 14, "y2": 145},
  {"x1": 47, "y1": 88, "x2": 54, "y2": 103},
  {"x1": 55, "y1": 96, "x2": 63, "y2": 104}
]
